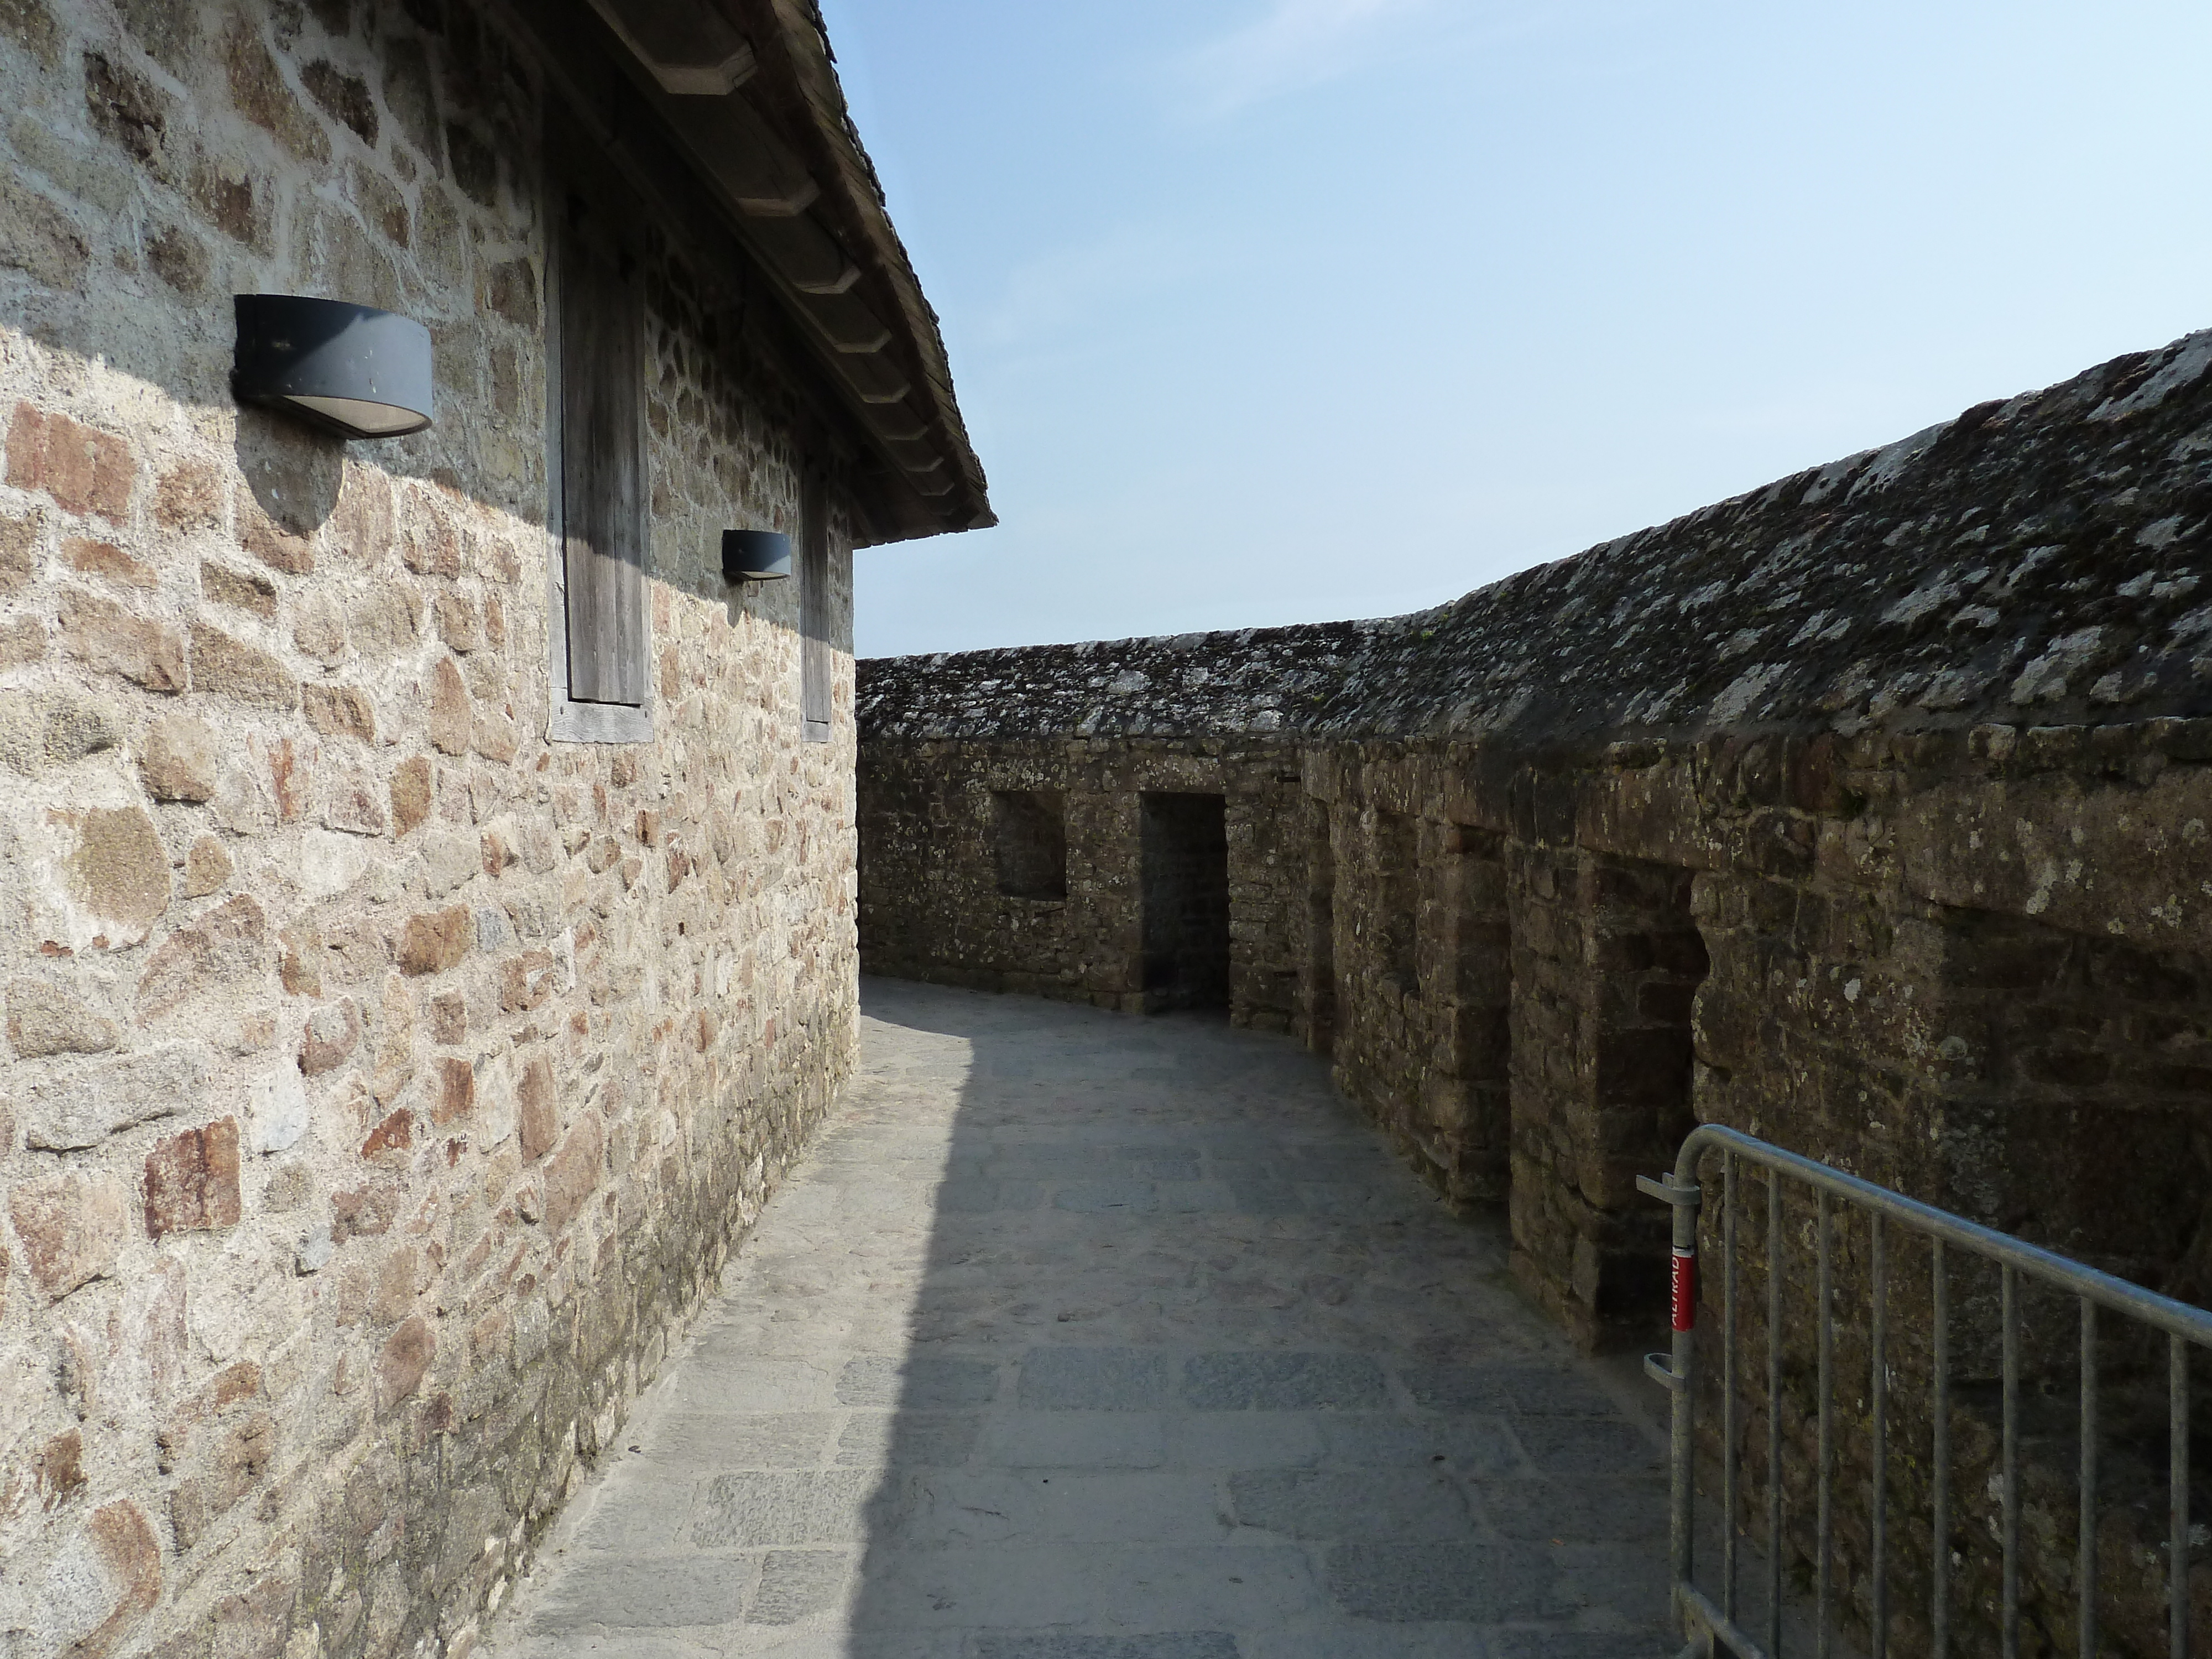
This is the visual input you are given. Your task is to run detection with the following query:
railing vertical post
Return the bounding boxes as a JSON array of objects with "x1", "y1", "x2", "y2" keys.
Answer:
[
  {"x1": 2174, "y1": 1333, "x2": 2192, "y2": 1659},
  {"x1": 1724, "y1": 1150, "x2": 1739, "y2": 1627},
  {"x1": 1817, "y1": 1190, "x2": 1833, "y2": 1659},
  {"x1": 1870, "y1": 1212, "x2": 1887, "y2": 1659},
  {"x1": 2001, "y1": 1263, "x2": 2020, "y2": 1659},
  {"x1": 1770, "y1": 1167, "x2": 1785, "y2": 1659},
  {"x1": 2078, "y1": 1297, "x2": 2096, "y2": 1659},
  {"x1": 1932, "y1": 1237, "x2": 1949, "y2": 1659},
  {"x1": 1644, "y1": 1161, "x2": 1706, "y2": 1642},
  {"x1": 1670, "y1": 1171, "x2": 1700, "y2": 1627}
]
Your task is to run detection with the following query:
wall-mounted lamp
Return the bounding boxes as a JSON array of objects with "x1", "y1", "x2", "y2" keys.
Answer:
[
  {"x1": 723, "y1": 529, "x2": 791, "y2": 582},
  {"x1": 232, "y1": 295, "x2": 434, "y2": 440}
]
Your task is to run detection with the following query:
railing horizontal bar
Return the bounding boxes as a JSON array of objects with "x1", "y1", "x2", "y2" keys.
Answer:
[{"x1": 1677, "y1": 1125, "x2": 2212, "y2": 1347}]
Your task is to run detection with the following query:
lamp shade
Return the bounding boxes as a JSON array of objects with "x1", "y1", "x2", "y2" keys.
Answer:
[
  {"x1": 232, "y1": 295, "x2": 433, "y2": 440},
  {"x1": 723, "y1": 529, "x2": 792, "y2": 582}
]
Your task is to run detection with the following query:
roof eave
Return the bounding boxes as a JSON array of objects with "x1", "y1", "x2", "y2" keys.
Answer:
[{"x1": 509, "y1": 0, "x2": 993, "y2": 544}]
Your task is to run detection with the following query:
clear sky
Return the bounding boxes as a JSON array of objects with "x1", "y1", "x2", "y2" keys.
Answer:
[{"x1": 824, "y1": 1, "x2": 2212, "y2": 661}]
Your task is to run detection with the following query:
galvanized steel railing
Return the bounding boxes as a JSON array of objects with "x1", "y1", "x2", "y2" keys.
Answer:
[{"x1": 1642, "y1": 1124, "x2": 2212, "y2": 1659}]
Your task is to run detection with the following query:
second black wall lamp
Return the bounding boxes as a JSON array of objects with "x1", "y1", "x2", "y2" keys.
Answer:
[{"x1": 723, "y1": 529, "x2": 791, "y2": 582}]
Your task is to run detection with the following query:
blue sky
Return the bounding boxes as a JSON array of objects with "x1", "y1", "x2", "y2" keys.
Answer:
[{"x1": 826, "y1": 1, "x2": 2212, "y2": 660}]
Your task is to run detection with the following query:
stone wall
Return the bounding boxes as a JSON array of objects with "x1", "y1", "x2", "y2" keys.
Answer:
[
  {"x1": 0, "y1": 6, "x2": 874, "y2": 1659},
  {"x1": 863, "y1": 324, "x2": 2212, "y2": 1325},
  {"x1": 858, "y1": 736, "x2": 1308, "y2": 1029},
  {"x1": 859, "y1": 328, "x2": 2212, "y2": 1651}
]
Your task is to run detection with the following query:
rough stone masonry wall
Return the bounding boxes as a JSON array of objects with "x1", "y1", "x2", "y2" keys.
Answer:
[
  {"x1": 865, "y1": 326, "x2": 2212, "y2": 1329},
  {"x1": 861, "y1": 328, "x2": 2212, "y2": 1652},
  {"x1": 0, "y1": 7, "x2": 860, "y2": 1659},
  {"x1": 1312, "y1": 723, "x2": 2212, "y2": 1652},
  {"x1": 858, "y1": 735, "x2": 1307, "y2": 1029}
]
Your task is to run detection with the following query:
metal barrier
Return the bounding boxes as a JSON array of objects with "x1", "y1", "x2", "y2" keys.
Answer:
[{"x1": 1642, "y1": 1124, "x2": 2212, "y2": 1659}]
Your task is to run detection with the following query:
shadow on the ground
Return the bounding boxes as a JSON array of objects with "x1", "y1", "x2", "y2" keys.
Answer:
[
  {"x1": 499, "y1": 979, "x2": 1681, "y2": 1656},
  {"x1": 820, "y1": 978, "x2": 1677, "y2": 1657}
]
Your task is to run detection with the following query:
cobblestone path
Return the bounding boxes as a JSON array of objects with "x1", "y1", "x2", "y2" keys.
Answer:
[{"x1": 494, "y1": 979, "x2": 1674, "y2": 1658}]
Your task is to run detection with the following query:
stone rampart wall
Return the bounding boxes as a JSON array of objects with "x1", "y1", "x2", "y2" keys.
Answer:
[
  {"x1": 858, "y1": 329, "x2": 2212, "y2": 1651},
  {"x1": 0, "y1": 6, "x2": 860, "y2": 1658},
  {"x1": 862, "y1": 326, "x2": 2212, "y2": 1328}
]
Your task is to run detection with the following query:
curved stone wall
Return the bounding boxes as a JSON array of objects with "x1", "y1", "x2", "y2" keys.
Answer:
[{"x1": 858, "y1": 330, "x2": 2212, "y2": 1651}]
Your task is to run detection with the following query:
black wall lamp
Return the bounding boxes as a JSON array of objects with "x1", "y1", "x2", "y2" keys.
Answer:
[
  {"x1": 232, "y1": 295, "x2": 434, "y2": 440},
  {"x1": 723, "y1": 529, "x2": 791, "y2": 582}
]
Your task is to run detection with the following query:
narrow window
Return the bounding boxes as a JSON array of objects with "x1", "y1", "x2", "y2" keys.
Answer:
[
  {"x1": 990, "y1": 790, "x2": 1067, "y2": 899},
  {"x1": 800, "y1": 472, "x2": 832, "y2": 742},
  {"x1": 547, "y1": 117, "x2": 650, "y2": 741}
]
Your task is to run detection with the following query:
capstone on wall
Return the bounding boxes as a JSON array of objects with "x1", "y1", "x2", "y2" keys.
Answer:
[
  {"x1": 0, "y1": 6, "x2": 863, "y2": 1659},
  {"x1": 859, "y1": 328, "x2": 2212, "y2": 1651}
]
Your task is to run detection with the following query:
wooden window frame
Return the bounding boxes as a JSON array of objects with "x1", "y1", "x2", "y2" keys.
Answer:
[
  {"x1": 543, "y1": 117, "x2": 653, "y2": 746},
  {"x1": 799, "y1": 471, "x2": 832, "y2": 744}
]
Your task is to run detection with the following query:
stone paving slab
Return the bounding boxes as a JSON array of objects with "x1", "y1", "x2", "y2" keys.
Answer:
[{"x1": 491, "y1": 979, "x2": 1676, "y2": 1658}]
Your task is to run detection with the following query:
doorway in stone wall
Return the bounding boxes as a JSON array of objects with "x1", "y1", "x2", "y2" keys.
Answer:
[
  {"x1": 1436, "y1": 826, "x2": 1511, "y2": 1204},
  {"x1": 1304, "y1": 801, "x2": 1337, "y2": 1055},
  {"x1": 1140, "y1": 792, "x2": 1231, "y2": 1014}
]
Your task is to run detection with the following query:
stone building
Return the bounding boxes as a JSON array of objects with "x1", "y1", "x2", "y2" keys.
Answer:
[
  {"x1": 0, "y1": 3, "x2": 985, "y2": 1656},
  {"x1": 859, "y1": 333, "x2": 2212, "y2": 1649}
]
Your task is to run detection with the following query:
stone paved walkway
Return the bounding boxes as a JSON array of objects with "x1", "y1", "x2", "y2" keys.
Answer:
[{"x1": 493, "y1": 979, "x2": 1674, "y2": 1658}]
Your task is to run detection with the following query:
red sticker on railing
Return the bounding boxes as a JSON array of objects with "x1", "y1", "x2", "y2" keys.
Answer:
[{"x1": 1671, "y1": 1245, "x2": 1697, "y2": 1332}]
